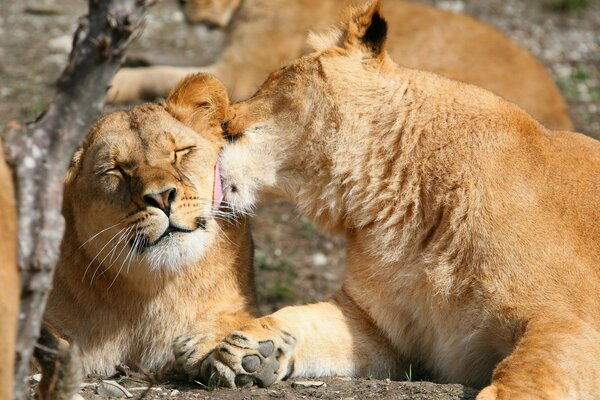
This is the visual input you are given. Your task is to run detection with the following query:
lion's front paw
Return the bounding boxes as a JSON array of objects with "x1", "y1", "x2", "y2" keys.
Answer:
[
  {"x1": 173, "y1": 334, "x2": 217, "y2": 379},
  {"x1": 203, "y1": 318, "x2": 297, "y2": 388}
]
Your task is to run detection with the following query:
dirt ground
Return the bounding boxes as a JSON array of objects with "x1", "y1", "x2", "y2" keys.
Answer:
[{"x1": 2, "y1": 0, "x2": 599, "y2": 398}]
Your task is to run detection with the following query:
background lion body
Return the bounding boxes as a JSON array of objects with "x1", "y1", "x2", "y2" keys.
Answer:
[{"x1": 110, "y1": 0, "x2": 572, "y2": 131}]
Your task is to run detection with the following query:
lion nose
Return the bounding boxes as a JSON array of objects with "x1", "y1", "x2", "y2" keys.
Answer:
[{"x1": 143, "y1": 187, "x2": 177, "y2": 215}]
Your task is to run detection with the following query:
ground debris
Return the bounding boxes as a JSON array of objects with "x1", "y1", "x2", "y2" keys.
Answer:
[{"x1": 291, "y1": 380, "x2": 327, "y2": 389}]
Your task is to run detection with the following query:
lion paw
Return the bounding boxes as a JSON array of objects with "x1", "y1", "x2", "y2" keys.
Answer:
[
  {"x1": 173, "y1": 334, "x2": 217, "y2": 379},
  {"x1": 203, "y1": 318, "x2": 297, "y2": 388}
]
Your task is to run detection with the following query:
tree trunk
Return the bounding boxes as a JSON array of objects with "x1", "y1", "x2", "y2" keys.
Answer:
[{"x1": 2, "y1": 0, "x2": 155, "y2": 398}]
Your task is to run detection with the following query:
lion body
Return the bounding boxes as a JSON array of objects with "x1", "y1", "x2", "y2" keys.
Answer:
[
  {"x1": 0, "y1": 140, "x2": 17, "y2": 400},
  {"x1": 205, "y1": 2, "x2": 600, "y2": 398},
  {"x1": 45, "y1": 75, "x2": 257, "y2": 375},
  {"x1": 109, "y1": 0, "x2": 572, "y2": 131}
]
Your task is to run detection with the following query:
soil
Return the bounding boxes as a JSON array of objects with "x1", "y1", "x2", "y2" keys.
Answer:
[{"x1": 3, "y1": 0, "x2": 598, "y2": 398}]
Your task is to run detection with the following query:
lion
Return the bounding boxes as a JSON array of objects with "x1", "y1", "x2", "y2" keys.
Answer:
[
  {"x1": 177, "y1": 1, "x2": 600, "y2": 398},
  {"x1": 0, "y1": 140, "x2": 17, "y2": 400},
  {"x1": 44, "y1": 74, "x2": 257, "y2": 377},
  {"x1": 108, "y1": 0, "x2": 573, "y2": 131}
]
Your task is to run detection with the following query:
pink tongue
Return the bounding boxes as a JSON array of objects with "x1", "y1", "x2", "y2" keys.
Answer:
[{"x1": 212, "y1": 161, "x2": 223, "y2": 214}]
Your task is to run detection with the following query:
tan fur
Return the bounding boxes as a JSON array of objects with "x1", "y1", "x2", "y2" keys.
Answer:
[
  {"x1": 0, "y1": 139, "x2": 18, "y2": 400},
  {"x1": 197, "y1": 2, "x2": 600, "y2": 397},
  {"x1": 108, "y1": 0, "x2": 572, "y2": 131},
  {"x1": 45, "y1": 74, "x2": 257, "y2": 376}
]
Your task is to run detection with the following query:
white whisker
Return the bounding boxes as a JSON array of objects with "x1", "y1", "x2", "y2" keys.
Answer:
[
  {"x1": 82, "y1": 225, "x2": 129, "y2": 283},
  {"x1": 91, "y1": 225, "x2": 134, "y2": 284}
]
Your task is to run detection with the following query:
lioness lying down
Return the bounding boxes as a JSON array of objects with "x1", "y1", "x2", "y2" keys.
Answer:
[
  {"x1": 183, "y1": 1, "x2": 599, "y2": 398},
  {"x1": 44, "y1": 75, "x2": 257, "y2": 376},
  {"x1": 109, "y1": 0, "x2": 572, "y2": 132}
]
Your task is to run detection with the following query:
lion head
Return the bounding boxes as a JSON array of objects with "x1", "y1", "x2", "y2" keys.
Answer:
[
  {"x1": 64, "y1": 74, "x2": 230, "y2": 277},
  {"x1": 179, "y1": 0, "x2": 242, "y2": 27}
]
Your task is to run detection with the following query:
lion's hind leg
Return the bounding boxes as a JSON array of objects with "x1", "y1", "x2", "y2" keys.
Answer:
[
  {"x1": 107, "y1": 66, "x2": 215, "y2": 103},
  {"x1": 477, "y1": 316, "x2": 600, "y2": 400}
]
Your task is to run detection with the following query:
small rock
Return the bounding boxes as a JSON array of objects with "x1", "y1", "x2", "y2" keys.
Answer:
[
  {"x1": 171, "y1": 11, "x2": 184, "y2": 23},
  {"x1": 97, "y1": 380, "x2": 133, "y2": 398},
  {"x1": 291, "y1": 380, "x2": 326, "y2": 389},
  {"x1": 30, "y1": 373, "x2": 42, "y2": 383},
  {"x1": 79, "y1": 382, "x2": 98, "y2": 390},
  {"x1": 170, "y1": 389, "x2": 180, "y2": 396},
  {"x1": 336, "y1": 376, "x2": 352, "y2": 381},
  {"x1": 311, "y1": 253, "x2": 328, "y2": 267},
  {"x1": 49, "y1": 35, "x2": 72, "y2": 53},
  {"x1": 436, "y1": 1, "x2": 465, "y2": 13},
  {"x1": 71, "y1": 394, "x2": 85, "y2": 400}
]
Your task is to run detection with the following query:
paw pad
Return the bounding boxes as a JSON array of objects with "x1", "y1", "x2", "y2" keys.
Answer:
[
  {"x1": 242, "y1": 355, "x2": 261, "y2": 372},
  {"x1": 258, "y1": 340, "x2": 274, "y2": 357}
]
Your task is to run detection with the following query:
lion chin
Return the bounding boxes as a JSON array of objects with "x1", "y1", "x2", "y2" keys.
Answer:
[{"x1": 141, "y1": 230, "x2": 215, "y2": 273}]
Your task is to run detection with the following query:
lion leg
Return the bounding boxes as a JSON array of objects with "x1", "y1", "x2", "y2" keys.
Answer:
[
  {"x1": 477, "y1": 316, "x2": 600, "y2": 400},
  {"x1": 204, "y1": 290, "x2": 403, "y2": 388},
  {"x1": 107, "y1": 65, "x2": 217, "y2": 103},
  {"x1": 0, "y1": 260, "x2": 17, "y2": 400},
  {"x1": 0, "y1": 143, "x2": 17, "y2": 400}
]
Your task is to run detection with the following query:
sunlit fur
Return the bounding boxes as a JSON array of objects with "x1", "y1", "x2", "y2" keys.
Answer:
[
  {"x1": 180, "y1": 0, "x2": 242, "y2": 26},
  {"x1": 45, "y1": 74, "x2": 257, "y2": 376},
  {"x1": 211, "y1": 1, "x2": 600, "y2": 398},
  {"x1": 0, "y1": 140, "x2": 17, "y2": 400},
  {"x1": 109, "y1": 0, "x2": 572, "y2": 132}
]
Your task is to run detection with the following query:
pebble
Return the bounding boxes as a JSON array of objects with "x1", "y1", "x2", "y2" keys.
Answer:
[
  {"x1": 79, "y1": 382, "x2": 98, "y2": 390},
  {"x1": 49, "y1": 34, "x2": 72, "y2": 53},
  {"x1": 436, "y1": 1, "x2": 465, "y2": 13},
  {"x1": 170, "y1": 389, "x2": 180, "y2": 396},
  {"x1": 97, "y1": 380, "x2": 134, "y2": 398},
  {"x1": 30, "y1": 374, "x2": 42, "y2": 383},
  {"x1": 71, "y1": 394, "x2": 85, "y2": 400},
  {"x1": 311, "y1": 253, "x2": 328, "y2": 267},
  {"x1": 291, "y1": 380, "x2": 326, "y2": 389}
]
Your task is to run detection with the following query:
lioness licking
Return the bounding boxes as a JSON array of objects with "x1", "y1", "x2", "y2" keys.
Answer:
[
  {"x1": 44, "y1": 74, "x2": 257, "y2": 377},
  {"x1": 109, "y1": 0, "x2": 572, "y2": 131},
  {"x1": 187, "y1": 1, "x2": 599, "y2": 398}
]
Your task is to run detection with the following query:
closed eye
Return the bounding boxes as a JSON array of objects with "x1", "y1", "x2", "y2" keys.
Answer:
[
  {"x1": 223, "y1": 133, "x2": 242, "y2": 143},
  {"x1": 221, "y1": 120, "x2": 242, "y2": 143},
  {"x1": 101, "y1": 166, "x2": 125, "y2": 178},
  {"x1": 174, "y1": 146, "x2": 197, "y2": 162}
]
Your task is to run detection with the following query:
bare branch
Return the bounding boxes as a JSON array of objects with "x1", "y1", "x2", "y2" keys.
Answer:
[{"x1": 3, "y1": 0, "x2": 156, "y2": 398}]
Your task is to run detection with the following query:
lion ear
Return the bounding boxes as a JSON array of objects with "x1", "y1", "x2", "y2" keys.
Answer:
[
  {"x1": 64, "y1": 147, "x2": 84, "y2": 185},
  {"x1": 165, "y1": 73, "x2": 229, "y2": 137},
  {"x1": 343, "y1": 0, "x2": 388, "y2": 58}
]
